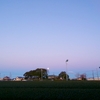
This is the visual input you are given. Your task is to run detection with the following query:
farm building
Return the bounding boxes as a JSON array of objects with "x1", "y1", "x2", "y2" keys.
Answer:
[
  {"x1": 3, "y1": 76, "x2": 11, "y2": 81},
  {"x1": 48, "y1": 75, "x2": 58, "y2": 80},
  {"x1": 15, "y1": 77, "x2": 24, "y2": 81}
]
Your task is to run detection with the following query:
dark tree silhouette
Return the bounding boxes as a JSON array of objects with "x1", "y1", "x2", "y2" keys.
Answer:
[
  {"x1": 76, "y1": 73, "x2": 87, "y2": 80},
  {"x1": 80, "y1": 73, "x2": 87, "y2": 80},
  {"x1": 23, "y1": 68, "x2": 48, "y2": 79},
  {"x1": 58, "y1": 71, "x2": 70, "y2": 80}
]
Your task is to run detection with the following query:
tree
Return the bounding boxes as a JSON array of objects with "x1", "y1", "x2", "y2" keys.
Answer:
[
  {"x1": 75, "y1": 73, "x2": 87, "y2": 80},
  {"x1": 80, "y1": 73, "x2": 87, "y2": 80},
  {"x1": 23, "y1": 68, "x2": 48, "y2": 79},
  {"x1": 58, "y1": 71, "x2": 70, "y2": 80},
  {"x1": 23, "y1": 70, "x2": 35, "y2": 79}
]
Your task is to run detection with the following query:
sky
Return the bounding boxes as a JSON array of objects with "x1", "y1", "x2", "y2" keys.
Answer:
[{"x1": 0, "y1": 0, "x2": 100, "y2": 79}]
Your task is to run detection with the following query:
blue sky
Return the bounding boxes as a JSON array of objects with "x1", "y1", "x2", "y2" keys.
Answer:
[{"x1": 0, "y1": 0, "x2": 100, "y2": 78}]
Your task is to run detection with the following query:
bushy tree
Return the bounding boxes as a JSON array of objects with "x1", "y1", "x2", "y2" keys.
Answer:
[
  {"x1": 23, "y1": 68, "x2": 48, "y2": 79},
  {"x1": 58, "y1": 71, "x2": 70, "y2": 80}
]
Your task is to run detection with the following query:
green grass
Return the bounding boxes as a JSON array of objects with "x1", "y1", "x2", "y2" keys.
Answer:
[{"x1": 0, "y1": 81, "x2": 100, "y2": 99}]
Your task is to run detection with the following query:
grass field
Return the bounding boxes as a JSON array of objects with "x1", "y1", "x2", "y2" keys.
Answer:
[{"x1": 0, "y1": 80, "x2": 100, "y2": 99}]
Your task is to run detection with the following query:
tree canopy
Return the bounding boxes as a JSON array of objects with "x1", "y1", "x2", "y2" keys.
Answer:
[
  {"x1": 23, "y1": 68, "x2": 48, "y2": 79},
  {"x1": 58, "y1": 71, "x2": 70, "y2": 80}
]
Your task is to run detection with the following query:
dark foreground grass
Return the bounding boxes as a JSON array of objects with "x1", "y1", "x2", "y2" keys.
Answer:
[{"x1": 0, "y1": 81, "x2": 100, "y2": 99}]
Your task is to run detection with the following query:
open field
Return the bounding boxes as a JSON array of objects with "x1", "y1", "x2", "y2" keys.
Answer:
[{"x1": 0, "y1": 81, "x2": 100, "y2": 99}]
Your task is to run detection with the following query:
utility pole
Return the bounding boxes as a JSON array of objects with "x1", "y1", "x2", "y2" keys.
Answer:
[
  {"x1": 41, "y1": 69, "x2": 42, "y2": 80},
  {"x1": 92, "y1": 70, "x2": 94, "y2": 80},
  {"x1": 96, "y1": 68, "x2": 99, "y2": 80},
  {"x1": 9, "y1": 72, "x2": 12, "y2": 80},
  {"x1": 99, "y1": 67, "x2": 100, "y2": 80},
  {"x1": 65, "y1": 59, "x2": 68, "y2": 81}
]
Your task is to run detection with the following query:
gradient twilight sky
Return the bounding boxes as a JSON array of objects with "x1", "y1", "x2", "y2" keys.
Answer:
[{"x1": 0, "y1": 0, "x2": 100, "y2": 78}]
